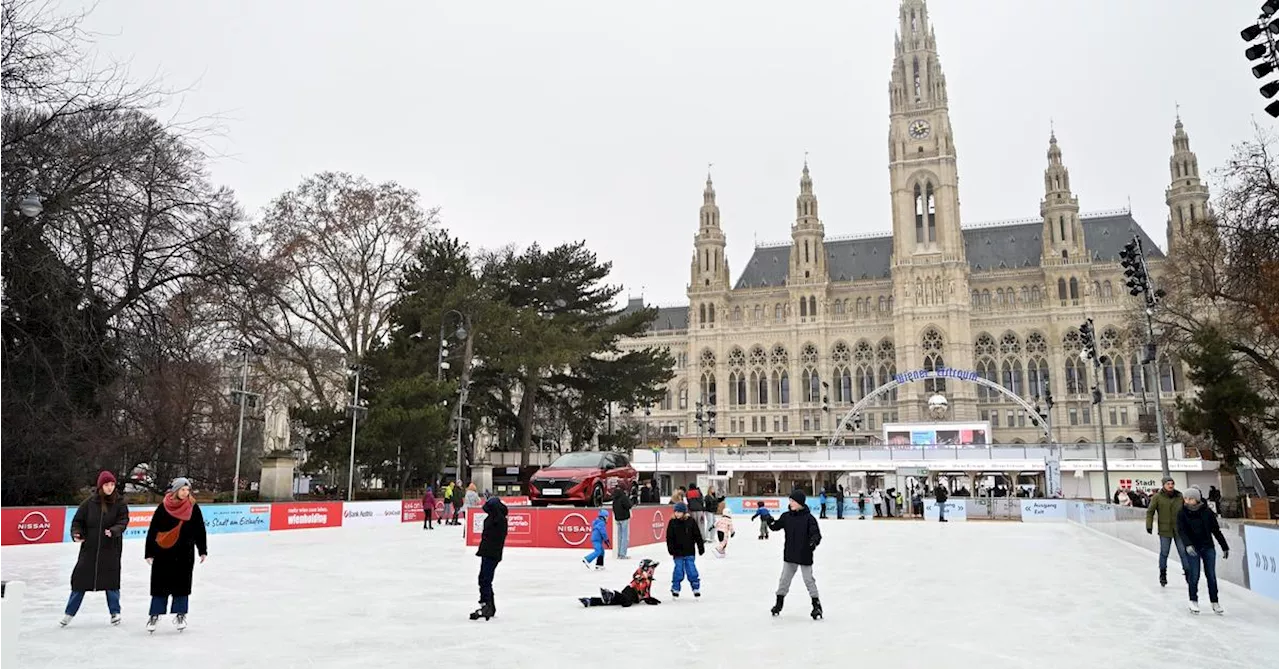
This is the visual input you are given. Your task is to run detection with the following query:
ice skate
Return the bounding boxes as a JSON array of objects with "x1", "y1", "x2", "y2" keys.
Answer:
[
  {"x1": 1159, "y1": 569, "x2": 1167, "y2": 587},
  {"x1": 671, "y1": 590, "x2": 679, "y2": 598},
  {"x1": 110, "y1": 614, "x2": 122, "y2": 626},
  {"x1": 174, "y1": 614, "x2": 187, "y2": 631},
  {"x1": 810, "y1": 597, "x2": 823, "y2": 620},
  {"x1": 146, "y1": 616, "x2": 158, "y2": 633},
  {"x1": 469, "y1": 602, "x2": 495, "y2": 621},
  {"x1": 1187, "y1": 600, "x2": 1200, "y2": 615},
  {"x1": 579, "y1": 597, "x2": 591, "y2": 608},
  {"x1": 1212, "y1": 602, "x2": 1224, "y2": 615},
  {"x1": 693, "y1": 590, "x2": 701, "y2": 598},
  {"x1": 771, "y1": 595, "x2": 784, "y2": 616},
  {"x1": 59, "y1": 615, "x2": 72, "y2": 627},
  {"x1": 714, "y1": 548, "x2": 725, "y2": 558},
  {"x1": 582, "y1": 559, "x2": 592, "y2": 569},
  {"x1": 592, "y1": 564, "x2": 606, "y2": 571}
]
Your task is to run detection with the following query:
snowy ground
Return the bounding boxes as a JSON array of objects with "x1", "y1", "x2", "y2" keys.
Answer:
[{"x1": 2, "y1": 519, "x2": 1276, "y2": 669}]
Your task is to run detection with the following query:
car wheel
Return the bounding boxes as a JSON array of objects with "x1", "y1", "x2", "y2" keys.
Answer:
[{"x1": 592, "y1": 485, "x2": 605, "y2": 507}]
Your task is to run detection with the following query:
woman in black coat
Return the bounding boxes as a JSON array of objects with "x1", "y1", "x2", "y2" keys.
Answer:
[
  {"x1": 61, "y1": 471, "x2": 130, "y2": 627},
  {"x1": 144, "y1": 477, "x2": 207, "y2": 633}
]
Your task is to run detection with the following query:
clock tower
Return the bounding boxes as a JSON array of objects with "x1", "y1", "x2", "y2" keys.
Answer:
[{"x1": 886, "y1": 0, "x2": 975, "y2": 422}]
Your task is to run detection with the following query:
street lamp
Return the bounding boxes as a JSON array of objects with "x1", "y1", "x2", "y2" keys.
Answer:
[
  {"x1": 346, "y1": 362, "x2": 369, "y2": 501},
  {"x1": 230, "y1": 341, "x2": 268, "y2": 503},
  {"x1": 18, "y1": 193, "x2": 42, "y2": 218}
]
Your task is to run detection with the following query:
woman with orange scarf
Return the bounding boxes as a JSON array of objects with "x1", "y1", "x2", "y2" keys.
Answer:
[{"x1": 144, "y1": 477, "x2": 207, "y2": 633}]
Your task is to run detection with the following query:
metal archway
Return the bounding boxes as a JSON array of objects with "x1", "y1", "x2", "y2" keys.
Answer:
[{"x1": 826, "y1": 367, "x2": 1051, "y2": 446}]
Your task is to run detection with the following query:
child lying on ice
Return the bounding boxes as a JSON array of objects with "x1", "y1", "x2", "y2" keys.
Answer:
[{"x1": 578, "y1": 559, "x2": 662, "y2": 607}]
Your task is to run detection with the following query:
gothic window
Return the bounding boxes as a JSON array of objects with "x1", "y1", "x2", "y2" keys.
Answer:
[
  {"x1": 999, "y1": 332, "x2": 1021, "y2": 356},
  {"x1": 1057, "y1": 278, "x2": 1067, "y2": 301},
  {"x1": 971, "y1": 290, "x2": 979, "y2": 306},
  {"x1": 1001, "y1": 359, "x2": 1024, "y2": 397},
  {"x1": 834, "y1": 300, "x2": 845, "y2": 315},
  {"x1": 756, "y1": 372, "x2": 769, "y2": 406},
  {"x1": 1092, "y1": 281, "x2": 1101, "y2": 298},
  {"x1": 921, "y1": 329, "x2": 945, "y2": 393},
  {"x1": 1031, "y1": 285, "x2": 1041, "y2": 303},
  {"x1": 1058, "y1": 216, "x2": 1066, "y2": 243},
  {"x1": 878, "y1": 296, "x2": 886, "y2": 312},
  {"x1": 1027, "y1": 358, "x2": 1050, "y2": 398},
  {"x1": 699, "y1": 303, "x2": 707, "y2": 324},
  {"x1": 749, "y1": 345, "x2": 767, "y2": 368},
  {"x1": 1021, "y1": 286, "x2": 1029, "y2": 303},
  {"x1": 1100, "y1": 328, "x2": 1123, "y2": 395},
  {"x1": 678, "y1": 383, "x2": 688, "y2": 410},
  {"x1": 1006, "y1": 286, "x2": 1016, "y2": 304},
  {"x1": 771, "y1": 345, "x2": 789, "y2": 368},
  {"x1": 809, "y1": 296, "x2": 818, "y2": 317},
  {"x1": 1069, "y1": 277, "x2": 1079, "y2": 301},
  {"x1": 926, "y1": 183, "x2": 937, "y2": 243},
  {"x1": 700, "y1": 349, "x2": 716, "y2": 369},
  {"x1": 802, "y1": 369, "x2": 819, "y2": 403},
  {"x1": 974, "y1": 333, "x2": 996, "y2": 401},
  {"x1": 912, "y1": 57, "x2": 921, "y2": 100},
  {"x1": 754, "y1": 305, "x2": 763, "y2": 321},
  {"x1": 800, "y1": 299, "x2": 808, "y2": 318},
  {"x1": 729, "y1": 372, "x2": 746, "y2": 406},
  {"x1": 1158, "y1": 355, "x2": 1179, "y2": 393},
  {"x1": 982, "y1": 289, "x2": 991, "y2": 305},
  {"x1": 660, "y1": 390, "x2": 672, "y2": 411},
  {"x1": 888, "y1": 296, "x2": 894, "y2": 312},
  {"x1": 1026, "y1": 331, "x2": 1047, "y2": 356},
  {"x1": 914, "y1": 183, "x2": 925, "y2": 244},
  {"x1": 700, "y1": 372, "x2": 717, "y2": 406},
  {"x1": 1064, "y1": 358, "x2": 1085, "y2": 395},
  {"x1": 773, "y1": 370, "x2": 791, "y2": 407},
  {"x1": 804, "y1": 240, "x2": 810, "y2": 263},
  {"x1": 857, "y1": 365, "x2": 875, "y2": 400},
  {"x1": 835, "y1": 367, "x2": 852, "y2": 403},
  {"x1": 732, "y1": 306, "x2": 741, "y2": 322},
  {"x1": 708, "y1": 305, "x2": 716, "y2": 323},
  {"x1": 774, "y1": 304, "x2": 783, "y2": 321},
  {"x1": 876, "y1": 339, "x2": 897, "y2": 404},
  {"x1": 801, "y1": 343, "x2": 819, "y2": 366},
  {"x1": 1102, "y1": 281, "x2": 1113, "y2": 298}
]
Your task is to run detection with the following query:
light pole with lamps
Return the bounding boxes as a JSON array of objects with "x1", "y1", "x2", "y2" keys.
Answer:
[{"x1": 230, "y1": 341, "x2": 268, "y2": 503}]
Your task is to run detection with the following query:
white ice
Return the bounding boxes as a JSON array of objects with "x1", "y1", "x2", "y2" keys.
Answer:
[{"x1": 2, "y1": 519, "x2": 1276, "y2": 669}]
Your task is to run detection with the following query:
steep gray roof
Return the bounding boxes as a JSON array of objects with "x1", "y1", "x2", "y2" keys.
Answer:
[
  {"x1": 734, "y1": 212, "x2": 1164, "y2": 288},
  {"x1": 618, "y1": 298, "x2": 689, "y2": 333}
]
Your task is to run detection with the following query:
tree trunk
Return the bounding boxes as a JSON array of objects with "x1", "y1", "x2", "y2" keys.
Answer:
[{"x1": 518, "y1": 372, "x2": 540, "y2": 469}]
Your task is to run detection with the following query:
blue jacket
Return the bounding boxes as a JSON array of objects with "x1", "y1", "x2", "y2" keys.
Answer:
[
  {"x1": 751, "y1": 508, "x2": 772, "y2": 522},
  {"x1": 591, "y1": 510, "x2": 610, "y2": 547}
]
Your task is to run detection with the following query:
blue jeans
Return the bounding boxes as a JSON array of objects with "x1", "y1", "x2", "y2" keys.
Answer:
[
  {"x1": 1185, "y1": 546, "x2": 1219, "y2": 603},
  {"x1": 149, "y1": 595, "x2": 189, "y2": 616},
  {"x1": 478, "y1": 557, "x2": 499, "y2": 604},
  {"x1": 1159, "y1": 534, "x2": 1188, "y2": 574},
  {"x1": 65, "y1": 590, "x2": 120, "y2": 616},
  {"x1": 615, "y1": 520, "x2": 630, "y2": 558},
  {"x1": 671, "y1": 555, "x2": 700, "y2": 593},
  {"x1": 584, "y1": 542, "x2": 604, "y2": 565}
]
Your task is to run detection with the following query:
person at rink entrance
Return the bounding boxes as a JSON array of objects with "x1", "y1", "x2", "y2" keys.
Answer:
[
  {"x1": 422, "y1": 486, "x2": 436, "y2": 529},
  {"x1": 818, "y1": 488, "x2": 829, "y2": 519},
  {"x1": 464, "y1": 483, "x2": 481, "y2": 511},
  {"x1": 666, "y1": 502, "x2": 704, "y2": 598},
  {"x1": 144, "y1": 478, "x2": 207, "y2": 633},
  {"x1": 768, "y1": 489, "x2": 822, "y2": 619},
  {"x1": 934, "y1": 483, "x2": 949, "y2": 522},
  {"x1": 442, "y1": 481, "x2": 457, "y2": 525},
  {"x1": 1207, "y1": 486, "x2": 1222, "y2": 516},
  {"x1": 578, "y1": 559, "x2": 663, "y2": 608},
  {"x1": 612, "y1": 485, "x2": 633, "y2": 559},
  {"x1": 581, "y1": 509, "x2": 610, "y2": 570},
  {"x1": 451, "y1": 480, "x2": 465, "y2": 525},
  {"x1": 713, "y1": 501, "x2": 735, "y2": 557},
  {"x1": 62, "y1": 471, "x2": 130, "y2": 627},
  {"x1": 471, "y1": 495, "x2": 508, "y2": 621},
  {"x1": 1177, "y1": 487, "x2": 1229, "y2": 615},
  {"x1": 857, "y1": 491, "x2": 867, "y2": 519},
  {"x1": 686, "y1": 484, "x2": 705, "y2": 534},
  {"x1": 1146, "y1": 476, "x2": 1188, "y2": 588},
  {"x1": 751, "y1": 501, "x2": 773, "y2": 539},
  {"x1": 871, "y1": 488, "x2": 884, "y2": 517},
  {"x1": 834, "y1": 485, "x2": 845, "y2": 520}
]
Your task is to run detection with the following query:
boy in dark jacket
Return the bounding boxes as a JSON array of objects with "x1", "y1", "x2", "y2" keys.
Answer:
[
  {"x1": 768, "y1": 490, "x2": 823, "y2": 619},
  {"x1": 751, "y1": 501, "x2": 772, "y2": 539},
  {"x1": 666, "y1": 502, "x2": 704, "y2": 598},
  {"x1": 612, "y1": 487, "x2": 633, "y2": 559},
  {"x1": 472, "y1": 496, "x2": 508, "y2": 620},
  {"x1": 579, "y1": 559, "x2": 662, "y2": 607},
  {"x1": 1177, "y1": 487, "x2": 1229, "y2": 615}
]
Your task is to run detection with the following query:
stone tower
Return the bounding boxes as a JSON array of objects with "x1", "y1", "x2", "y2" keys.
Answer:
[
  {"x1": 789, "y1": 161, "x2": 828, "y2": 324},
  {"x1": 1040, "y1": 131, "x2": 1087, "y2": 263},
  {"x1": 688, "y1": 170, "x2": 730, "y2": 330},
  {"x1": 886, "y1": 0, "x2": 974, "y2": 421},
  {"x1": 1165, "y1": 116, "x2": 1210, "y2": 254}
]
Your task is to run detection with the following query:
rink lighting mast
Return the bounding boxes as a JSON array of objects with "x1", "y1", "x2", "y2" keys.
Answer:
[
  {"x1": 1080, "y1": 319, "x2": 1111, "y2": 498},
  {"x1": 1243, "y1": 0, "x2": 1280, "y2": 117},
  {"x1": 1118, "y1": 236, "x2": 1171, "y2": 479}
]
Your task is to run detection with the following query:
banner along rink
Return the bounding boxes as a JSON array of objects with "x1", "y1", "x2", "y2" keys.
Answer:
[{"x1": 2, "y1": 521, "x2": 1275, "y2": 668}]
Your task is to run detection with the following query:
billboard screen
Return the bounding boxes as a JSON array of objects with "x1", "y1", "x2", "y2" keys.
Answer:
[{"x1": 884, "y1": 422, "x2": 991, "y2": 447}]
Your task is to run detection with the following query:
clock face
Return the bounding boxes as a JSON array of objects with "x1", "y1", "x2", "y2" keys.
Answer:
[{"x1": 908, "y1": 119, "x2": 931, "y2": 140}]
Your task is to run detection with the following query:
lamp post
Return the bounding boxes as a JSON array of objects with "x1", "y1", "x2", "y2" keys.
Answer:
[
  {"x1": 13, "y1": 166, "x2": 43, "y2": 218},
  {"x1": 230, "y1": 341, "x2": 267, "y2": 503},
  {"x1": 346, "y1": 363, "x2": 369, "y2": 501}
]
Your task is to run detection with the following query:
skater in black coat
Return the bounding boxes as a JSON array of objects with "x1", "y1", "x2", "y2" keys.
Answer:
[
  {"x1": 834, "y1": 485, "x2": 845, "y2": 520},
  {"x1": 62, "y1": 471, "x2": 130, "y2": 627},
  {"x1": 472, "y1": 495, "x2": 508, "y2": 620},
  {"x1": 144, "y1": 477, "x2": 207, "y2": 633},
  {"x1": 768, "y1": 490, "x2": 823, "y2": 618},
  {"x1": 1176, "y1": 487, "x2": 1229, "y2": 615}
]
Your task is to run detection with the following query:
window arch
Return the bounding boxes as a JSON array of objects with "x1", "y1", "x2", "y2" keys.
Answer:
[
  {"x1": 914, "y1": 183, "x2": 925, "y2": 244},
  {"x1": 1057, "y1": 278, "x2": 1067, "y2": 301},
  {"x1": 1158, "y1": 355, "x2": 1179, "y2": 393},
  {"x1": 878, "y1": 296, "x2": 886, "y2": 312},
  {"x1": 921, "y1": 328, "x2": 946, "y2": 393},
  {"x1": 1102, "y1": 281, "x2": 1113, "y2": 298},
  {"x1": 973, "y1": 333, "x2": 997, "y2": 402},
  {"x1": 926, "y1": 182, "x2": 937, "y2": 242},
  {"x1": 727, "y1": 347, "x2": 746, "y2": 406},
  {"x1": 1069, "y1": 277, "x2": 1079, "y2": 302},
  {"x1": 809, "y1": 296, "x2": 818, "y2": 318},
  {"x1": 876, "y1": 339, "x2": 897, "y2": 405},
  {"x1": 677, "y1": 383, "x2": 688, "y2": 410},
  {"x1": 699, "y1": 303, "x2": 707, "y2": 324}
]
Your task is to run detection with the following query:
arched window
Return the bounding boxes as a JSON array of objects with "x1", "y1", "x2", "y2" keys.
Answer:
[
  {"x1": 732, "y1": 306, "x2": 741, "y2": 322},
  {"x1": 1069, "y1": 277, "x2": 1079, "y2": 302},
  {"x1": 1159, "y1": 355, "x2": 1178, "y2": 393},
  {"x1": 809, "y1": 296, "x2": 818, "y2": 318},
  {"x1": 1064, "y1": 359, "x2": 1085, "y2": 394},
  {"x1": 756, "y1": 372, "x2": 769, "y2": 406},
  {"x1": 921, "y1": 329, "x2": 946, "y2": 393},
  {"x1": 800, "y1": 299, "x2": 808, "y2": 318},
  {"x1": 1057, "y1": 278, "x2": 1067, "y2": 301},
  {"x1": 914, "y1": 183, "x2": 925, "y2": 244},
  {"x1": 660, "y1": 391, "x2": 672, "y2": 411},
  {"x1": 836, "y1": 367, "x2": 852, "y2": 403},
  {"x1": 1027, "y1": 357, "x2": 1050, "y2": 397},
  {"x1": 878, "y1": 296, "x2": 886, "y2": 312},
  {"x1": 700, "y1": 373, "x2": 717, "y2": 406},
  {"x1": 699, "y1": 303, "x2": 707, "y2": 323},
  {"x1": 774, "y1": 304, "x2": 783, "y2": 321},
  {"x1": 1058, "y1": 216, "x2": 1066, "y2": 243},
  {"x1": 802, "y1": 369, "x2": 818, "y2": 403},
  {"x1": 776, "y1": 371, "x2": 790, "y2": 406},
  {"x1": 834, "y1": 300, "x2": 845, "y2": 315},
  {"x1": 708, "y1": 305, "x2": 716, "y2": 323},
  {"x1": 754, "y1": 305, "x2": 763, "y2": 321},
  {"x1": 1001, "y1": 359, "x2": 1024, "y2": 397},
  {"x1": 1031, "y1": 285, "x2": 1041, "y2": 303},
  {"x1": 926, "y1": 183, "x2": 937, "y2": 242},
  {"x1": 729, "y1": 372, "x2": 746, "y2": 406},
  {"x1": 982, "y1": 289, "x2": 991, "y2": 305},
  {"x1": 1102, "y1": 281, "x2": 1113, "y2": 298},
  {"x1": 678, "y1": 383, "x2": 688, "y2": 410}
]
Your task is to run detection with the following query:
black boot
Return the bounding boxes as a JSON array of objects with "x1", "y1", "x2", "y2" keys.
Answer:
[
  {"x1": 810, "y1": 597, "x2": 823, "y2": 620},
  {"x1": 1159, "y1": 569, "x2": 1167, "y2": 587},
  {"x1": 771, "y1": 595, "x2": 784, "y2": 616}
]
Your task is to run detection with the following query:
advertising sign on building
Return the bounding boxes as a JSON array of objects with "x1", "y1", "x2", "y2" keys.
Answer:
[
  {"x1": 1244, "y1": 524, "x2": 1279, "y2": 601},
  {"x1": 883, "y1": 422, "x2": 991, "y2": 447},
  {"x1": 269, "y1": 502, "x2": 343, "y2": 531},
  {"x1": 341, "y1": 501, "x2": 402, "y2": 528},
  {"x1": 1, "y1": 507, "x2": 68, "y2": 546}
]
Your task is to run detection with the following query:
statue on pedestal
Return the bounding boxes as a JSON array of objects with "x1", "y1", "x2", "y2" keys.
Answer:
[{"x1": 264, "y1": 396, "x2": 291, "y2": 454}]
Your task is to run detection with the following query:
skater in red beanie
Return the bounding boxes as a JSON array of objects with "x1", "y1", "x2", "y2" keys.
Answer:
[{"x1": 61, "y1": 471, "x2": 129, "y2": 627}]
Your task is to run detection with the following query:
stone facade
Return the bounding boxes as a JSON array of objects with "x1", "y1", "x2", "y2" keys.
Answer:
[{"x1": 619, "y1": 0, "x2": 1203, "y2": 447}]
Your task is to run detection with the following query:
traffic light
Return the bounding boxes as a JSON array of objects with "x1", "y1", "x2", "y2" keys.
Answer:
[
  {"x1": 1243, "y1": 0, "x2": 1280, "y2": 117},
  {"x1": 1080, "y1": 318, "x2": 1097, "y2": 361}
]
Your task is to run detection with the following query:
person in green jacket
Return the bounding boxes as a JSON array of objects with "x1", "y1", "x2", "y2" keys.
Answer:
[{"x1": 1146, "y1": 476, "x2": 1187, "y2": 587}]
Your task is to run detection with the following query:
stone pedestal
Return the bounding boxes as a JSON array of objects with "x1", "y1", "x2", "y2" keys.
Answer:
[
  {"x1": 259, "y1": 455, "x2": 295, "y2": 501},
  {"x1": 471, "y1": 463, "x2": 494, "y2": 496}
]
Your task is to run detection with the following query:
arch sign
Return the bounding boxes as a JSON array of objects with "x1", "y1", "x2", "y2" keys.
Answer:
[{"x1": 828, "y1": 366, "x2": 1052, "y2": 446}]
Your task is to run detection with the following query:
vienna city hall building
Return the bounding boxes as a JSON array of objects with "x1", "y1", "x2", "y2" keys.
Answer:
[{"x1": 618, "y1": 0, "x2": 1205, "y2": 471}]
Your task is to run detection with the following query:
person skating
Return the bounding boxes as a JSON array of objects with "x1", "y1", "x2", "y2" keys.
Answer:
[
  {"x1": 713, "y1": 502, "x2": 735, "y2": 557},
  {"x1": 578, "y1": 559, "x2": 663, "y2": 607},
  {"x1": 686, "y1": 484, "x2": 705, "y2": 535},
  {"x1": 471, "y1": 495, "x2": 508, "y2": 620},
  {"x1": 144, "y1": 478, "x2": 207, "y2": 633},
  {"x1": 1177, "y1": 488, "x2": 1229, "y2": 615},
  {"x1": 666, "y1": 502, "x2": 704, "y2": 598},
  {"x1": 857, "y1": 491, "x2": 867, "y2": 520},
  {"x1": 464, "y1": 483, "x2": 482, "y2": 513},
  {"x1": 442, "y1": 481, "x2": 456, "y2": 525},
  {"x1": 62, "y1": 471, "x2": 130, "y2": 627},
  {"x1": 1207, "y1": 486, "x2": 1222, "y2": 516},
  {"x1": 768, "y1": 489, "x2": 822, "y2": 619},
  {"x1": 451, "y1": 480, "x2": 465, "y2": 525},
  {"x1": 872, "y1": 488, "x2": 884, "y2": 517},
  {"x1": 818, "y1": 489, "x2": 828, "y2": 519},
  {"x1": 934, "y1": 483, "x2": 949, "y2": 522},
  {"x1": 1146, "y1": 476, "x2": 1188, "y2": 587},
  {"x1": 581, "y1": 509, "x2": 611, "y2": 570},
  {"x1": 835, "y1": 485, "x2": 845, "y2": 520},
  {"x1": 612, "y1": 486, "x2": 633, "y2": 559},
  {"x1": 751, "y1": 501, "x2": 773, "y2": 539},
  {"x1": 422, "y1": 486, "x2": 437, "y2": 529}
]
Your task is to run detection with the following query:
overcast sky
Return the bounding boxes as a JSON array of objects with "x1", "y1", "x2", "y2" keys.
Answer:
[{"x1": 72, "y1": 0, "x2": 1273, "y2": 307}]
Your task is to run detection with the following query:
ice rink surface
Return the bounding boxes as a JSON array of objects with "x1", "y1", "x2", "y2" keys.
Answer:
[{"x1": 3, "y1": 518, "x2": 1276, "y2": 669}]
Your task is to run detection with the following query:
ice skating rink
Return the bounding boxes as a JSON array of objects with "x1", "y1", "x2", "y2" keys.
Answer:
[{"x1": 3, "y1": 519, "x2": 1276, "y2": 669}]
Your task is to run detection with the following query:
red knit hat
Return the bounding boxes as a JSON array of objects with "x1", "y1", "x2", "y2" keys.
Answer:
[{"x1": 96, "y1": 471, "x2": 117, "y2": 490}]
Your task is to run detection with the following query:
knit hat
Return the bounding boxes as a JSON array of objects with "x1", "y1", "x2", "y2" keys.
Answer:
[
  {"x1": 1162, "y1": 476, "x2": 1175, "y2": 484},
  {"x1": 598, "y1": 508, "x2": 610, "y2": 518},
  {"x1": 674, "y1": 502, "x2": 688, "y2": 513},
  {"x1": 790, "y1": 489, "x2": 807, "y2": 505},
  {"x1": 96, "y1": 471, "x2": 116, "y2": 490},
  {"x1": 1183, "y1": 487, "x2": 1202, "y2": 501},
  {"x1": 168, "y1": 477, "x2": 191, "y2": 493}
]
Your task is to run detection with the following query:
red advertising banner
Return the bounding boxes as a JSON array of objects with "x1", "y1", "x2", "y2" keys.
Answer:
[
  {"x1": 269, "y1": 502, "x2": 343, "y2": 531},
  {"x1": 464, "y1": 507, "x2": 614, "y2": 549},
  {"x1": 401, "y1": 499, "x2": 449, "y2": 523},
  {"x1": 500, "y1": 496, "x2": 531, "y2": 506},
  {"x1": 1, "y1": 507, "x2": 67, "y2": 546},
  {"x1": 629, "y1": 505, "x2": 673, "y2": 547}
]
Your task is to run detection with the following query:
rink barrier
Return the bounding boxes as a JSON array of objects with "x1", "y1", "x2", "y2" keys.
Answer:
[{"x1": 463, "y1": 506, "x2": 616, "y2": 549}]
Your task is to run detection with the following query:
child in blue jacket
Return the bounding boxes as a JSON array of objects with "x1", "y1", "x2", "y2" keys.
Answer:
[
  {"x1": 751, "y1": 501, "x2": 773, "y2": 540},
  {"x1": 582, "y1": 509, "x2": 611, "y2": 570}
]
